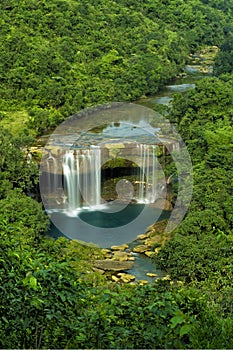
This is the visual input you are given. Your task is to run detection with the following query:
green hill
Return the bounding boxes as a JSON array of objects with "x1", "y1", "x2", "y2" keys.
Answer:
[{"x1": 0, "y1": 0, "x2": 231, "y2": 134}]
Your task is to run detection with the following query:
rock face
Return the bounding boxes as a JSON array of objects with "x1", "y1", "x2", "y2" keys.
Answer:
[{"x1": 93, "y1": 260, "x2": 133, "y2": 271}]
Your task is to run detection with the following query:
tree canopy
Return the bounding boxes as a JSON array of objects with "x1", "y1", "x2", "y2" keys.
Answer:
[
  {"x1": 0, "y1": 0, "x2": 231, "y2": 134},
  {"x1": 1, "y1": 0, "x2": 233, "y2": 348}
]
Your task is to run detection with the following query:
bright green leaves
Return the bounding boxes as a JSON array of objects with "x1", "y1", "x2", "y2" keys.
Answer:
[
  {"x1": 171, "y1": 311, "x2": 186, "y2": 328},
  {"x1": 170, "y1": 310, "x2": 192, "y2": 338},
  {"x1": 180, "y1": 323, "x2": 192, "y2": 337},
  {"x1": 23, "y1": 273, "x2": 39, "y2": 291}
]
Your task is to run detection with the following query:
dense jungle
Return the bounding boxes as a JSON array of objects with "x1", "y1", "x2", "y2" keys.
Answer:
[{"x1": 0, "y1": 0, "x2": 233, "y2": 348}]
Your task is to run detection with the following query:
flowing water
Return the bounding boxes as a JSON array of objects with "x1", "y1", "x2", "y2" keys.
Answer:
[
  {"x1": 44, "y1": 61, "x2": 210, "y2": 280},
  {"x1": 62, "y1": 147, "x2": 101, "y2": 209}
]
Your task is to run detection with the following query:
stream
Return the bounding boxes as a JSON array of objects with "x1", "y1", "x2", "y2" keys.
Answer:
[
  {"x1": 125, "y1": 61, "x2": 212, "y2": 281},
  {"x1": 136, "y1": 65, "x2": 207, "y2": 109}
]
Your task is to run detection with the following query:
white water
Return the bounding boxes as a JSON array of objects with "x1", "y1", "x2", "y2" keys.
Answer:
[
  {"x1": 46, "y1": 153, "x2": 58, "y2": 197},
  {"x1": 137, "y1": 144, "x2": 158, "y2": 204},
  {"x1": 62, "y1": 147, "x2": 101, "y2": 210},
  {"x1": 61, "y1": 143, "x2": 159, "y2": 210}
]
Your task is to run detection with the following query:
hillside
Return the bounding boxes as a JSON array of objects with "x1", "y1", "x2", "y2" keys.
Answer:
[{"x1": 0, "y1": 0, "x2": 231, "y2": 134}]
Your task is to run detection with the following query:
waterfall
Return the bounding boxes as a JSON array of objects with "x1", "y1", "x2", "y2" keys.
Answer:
[
  {"x1": 137, "y1": 144, "x2": 157, "y2": 204},
  {"x1": 62, "y1": 147, "x2": 101, "y2": 210}
]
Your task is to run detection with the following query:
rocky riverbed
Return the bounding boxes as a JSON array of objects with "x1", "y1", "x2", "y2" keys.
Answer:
[{"x1": 92, "y1": 220, "x2": 174, "y2": 285}]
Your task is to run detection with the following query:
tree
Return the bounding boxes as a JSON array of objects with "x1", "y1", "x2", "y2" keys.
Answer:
[{"x1": 0, "y1": 128, "x2": 38, "y2": 198}]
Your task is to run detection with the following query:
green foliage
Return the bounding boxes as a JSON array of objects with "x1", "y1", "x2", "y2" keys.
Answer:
[
  {"x1": 0, "y1": 0, "x2": 231, "y2": 134},
  {"x1": 1, "y1": 1, "x2": 233, "y2": 348},
  {"x1": 154, "y1": 72, "x2": 233, "y2": 332},
  {"x1": 214, "y1": 30, "x2": 233, "y2": 75},
  {"x1": 0, "y1": 127, "x2": 39, "y2": 198},
  {"x1": 0, "y1": 189, "x2": 50, "y2": 238}
]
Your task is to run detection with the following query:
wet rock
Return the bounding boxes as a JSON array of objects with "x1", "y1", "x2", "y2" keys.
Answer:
[
  {"x1": 112, "y1": 251, "x2": 129, "y2": 262},
  {"x1": 137, "y1": 233, "x2": 151, "y2": 240},
  {"x1": 133, "y1": 245, "x2": 149, "y2": 253},
  {"x1": 138, "y1": 279, "x2": 149, "y2": 286},
  {"x1": 111, "y1": 244, "x2": 129, "y2": 251},
  {"x1": 127, "y1": 256, "x2": 135, "y2": 261},
  {"x1": 117, "y1": 273, "x2": 135, "y2": 283},
  {"x1": 93, "y1": 260, "x2": 133, "y2": 271},
  {"x1": 146, "y1": 272, "x2": 158, "y2": 277},
  {"x1": 144, "y1": 251, "x2": 155, "y2": 257},
  {"x1": 101, "y1": 248, "x2": 112, "y2": 259},
  {"x1": 112, "y1": 275, "x2": 119, "y2": 282}
]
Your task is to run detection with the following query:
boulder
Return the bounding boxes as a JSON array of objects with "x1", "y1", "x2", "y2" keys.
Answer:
[
  {"x1": 137, "y1": 232, "x2": 151, "y2": 240},
  {"x1": 101, "y1": 248, "x2": 112, "y2": 259},
  {"x1": 127, "y1": 256, "x2": 135, "y2": 261},
  {"x1": 144, "y1": 251, "x2": 155, "y2": 257},
  {"x1": 117, "y1": 273, "x2": 135, "y2": 283},
  {"x1": 101, "y1": 248, "x2": 111, "y2": 254},
  {"x1": 161, "y1": 275, "x2": 171, "y2": 281},
  {"x1": 145, "y1": 220, "x2": 168, "y2": 235},
  {"x1": 112, "y1": 275, "x2": 119, "y2": 282},
  {"x1": 111, "y1": 244, "x2": 129, "y2": 251},
  {"x1": 146, "y1": 272, "x2": 158, "y2": 277},
  {"x1": 133, "y1": 245, "x2": 149, "y2": 253},
  {"x1": 112, "y1": 251, "x2": 129, "y2": 262},
  {"x1": 138, "y1": 280, "x2": 149, "y2": 286},
  {"x1": 93, "y1": 260, "x2": 133, "y2": 271}
]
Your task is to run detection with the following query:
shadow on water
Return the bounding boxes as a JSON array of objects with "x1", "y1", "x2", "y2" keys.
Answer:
[
  {"x1": 47, "y1": 206, "x2": 171, "y2": 244},
  {"x1": 47, "y1": 207, "x2": 170, "y2": 282},
  {"x1": 79, "y1": 203, "x2": 145, "y2": 228}
]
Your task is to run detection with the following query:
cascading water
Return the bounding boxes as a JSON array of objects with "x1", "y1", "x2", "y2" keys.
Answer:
[
  {"x1": 137, "y1": 144, "x2": 158, "y2": 204},
  {"x1": 62, "y1": 147, "x2": 101, "y2": 210},
  {"x1": 46, "y1": 152, "x2": 58, "y2": 196},
  {"x1": 60, "y1": 143, "x2": 158, "y2": 211}
]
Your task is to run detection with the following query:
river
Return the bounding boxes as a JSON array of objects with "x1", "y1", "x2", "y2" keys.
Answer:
[
  {"x1": 125, "y1": 60, "x2": 213, "y2": 281},
  {"x1": 45, "y1": 53, "x2": 213, "y2": 282}
]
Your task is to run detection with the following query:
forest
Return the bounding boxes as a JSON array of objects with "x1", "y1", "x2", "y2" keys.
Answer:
[{"x1": 0, "y1": 0, "x2": 233, "y2": 348}]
